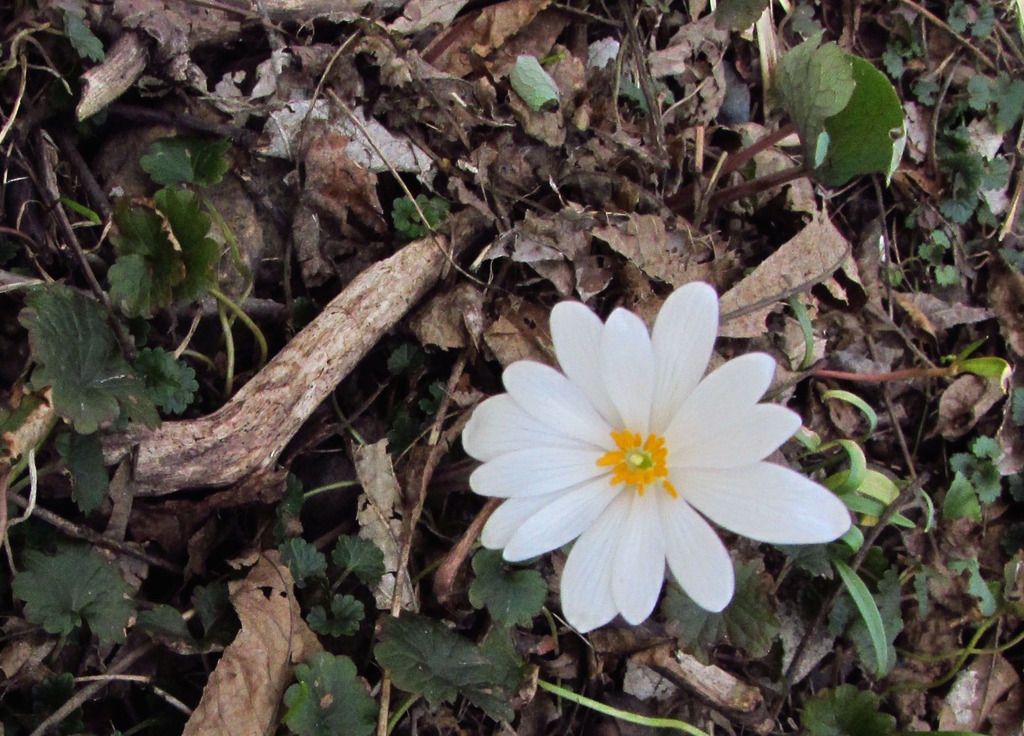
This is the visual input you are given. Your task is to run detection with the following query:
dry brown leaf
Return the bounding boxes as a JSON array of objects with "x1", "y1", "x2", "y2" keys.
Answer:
[
  {"x1": 718, "y1": 211, "x2": 850, "y2": 338},
  {"x1": 648, "y1": 15, "x2": 728, "y2": 124},
  {"x1": 302, "y1": 132, "x2": 387, "y2": 236},
  {"x1": 996, "y1": 363, "x2": 1023, "y2": 475},
  {"x1": 389, "y1": 0, "x2": 471, "y2": 35},
  {"x1": 353, "y1": 440, "x2": 416, "y2": 611},
  {"x1": 409, "y1": 283, "x2": 486, "y2": 350},
  {"x1": 482, "y1": 298, "x2": 553, "y2": 367},
  {"x1": 593, "y1": 215, "x2": 715, "y2": 288},
  {"x1": 486, "y1": 11, "x2": 572, "y2": 78},
  {"x1": 893, "y1": 291, "x2": 993, "y2": 338},
  {"x1": 939, "y1": 654, "x2": 1021, "y2": 734},
  {"x1": 989, "y1": 256, "x2": 1024, "y2": 357},
  {"x1": 182, "y1": 551, "x2": 320, "y2": 736},
  {"x1": 934, "y1": 374, "x2": 1005, "y2": 441},
  {"x1": 422, "y1": 0, "x2": 551, "y2": 77}
]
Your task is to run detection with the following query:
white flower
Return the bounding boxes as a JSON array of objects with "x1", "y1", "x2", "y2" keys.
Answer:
[{"x1": 461, "y1": 283, "x2": 852, "y2": 633}]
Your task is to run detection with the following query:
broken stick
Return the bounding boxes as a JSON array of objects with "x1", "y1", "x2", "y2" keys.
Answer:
[{"x1": 116, "y1": 234, "x2": 455, "y2": 495}]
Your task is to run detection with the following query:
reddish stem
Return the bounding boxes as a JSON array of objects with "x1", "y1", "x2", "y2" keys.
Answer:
[{"x1": 812, "y1": 366, "x2": 953, "y2": 383}]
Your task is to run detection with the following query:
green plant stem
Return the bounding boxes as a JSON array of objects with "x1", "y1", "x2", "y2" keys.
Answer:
[
  {"x1": 216, "y1": 301, "x2": 235, "y2": 397},
  {"x1": 885, "y1": 618, "x2": 995, "y2": 696},
  {"x1": 386, "y1": 692, "x2": 420, "y2": 735},
  {"x1": 210, "y1": 286, "x2": 268, "y2": 369},
  {"x1": 302, "y1": 479, "x2": 360, "y2": 499},
  {"x1": 901, "y1": 624, "x2": 1024, "y2": 662},
  {"x1": 537, "y1": 680, "x2": 711, "y2": 735},
  {"x1": 180, "y1": 349, "x2": 218, "y2": 372}
]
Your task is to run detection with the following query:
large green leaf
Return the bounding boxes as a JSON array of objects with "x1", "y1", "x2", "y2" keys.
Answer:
[
  {"x1": 774, "y1": 35, "x2": 855, "y2": 169},
  {"x1": 818, "y1": 56, "x2": 906, "y2": 185},
  {"x1": 140, "y1": 137, "x2": 231, "y2": 187},
  {"x1": 12, "y1": 546, "x2": 133, "y2": 643},
  {"x1": 468, "y1": 549, "x2": 547, "y2": 627},
  {"x1": 662, "y1": 558, "x2": 780, "y2": 663},
  {"x1": 55, "y1": 431, "x2": 109, "y2": 514},
  {"x1": 282, "y1": 653, "x2": 377, "y2": 736},
  {"x1": 714, "y1": 0, "x2": 770, "y2": 30},
  {"x1": 19, "y1": 285, "x2": 158, "y2": 433},
  {"x1": 331, "y1": 535, "x2": 385, "y2": 587},
  {"x1": 801, "y1": 685, "x2": 897, "y2": 736},
  {"x1": 109, "y1": 188, "x2": 220, "y2": 316},
  {"x1": 133, "y1": 347, "x2": 198, "y2": 415},
  {"x1": 375, "y1": 614, "x2": 523, "y2": 721}
]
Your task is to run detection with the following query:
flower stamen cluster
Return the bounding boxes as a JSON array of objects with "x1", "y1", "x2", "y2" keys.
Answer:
[{"x1": 597, "y1": 431, "x2": 677, "y2": 498}]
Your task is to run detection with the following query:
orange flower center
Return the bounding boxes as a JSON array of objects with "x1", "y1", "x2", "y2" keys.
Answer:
[{"x1": 596, "y1": 430, "x2": 678, "y2": 498}]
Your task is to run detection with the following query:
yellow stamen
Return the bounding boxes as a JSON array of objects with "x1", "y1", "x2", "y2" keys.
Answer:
[{"x1": 597, "y1": 430, "x2": 676, "y2": 498}]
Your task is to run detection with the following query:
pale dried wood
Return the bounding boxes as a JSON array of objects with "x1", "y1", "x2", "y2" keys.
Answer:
[
  {"x1": 77, "y1": 33, "x2": 149, "y2": 121},
  {"x1": 122, "y1": 234, "x2": 455, "y2": 495}
]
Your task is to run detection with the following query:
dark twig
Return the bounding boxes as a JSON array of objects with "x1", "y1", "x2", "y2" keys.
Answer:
[
  {"x1": 52, "y1": 129, "x2": 112, "y2": 221},
  {"x1": 29, "y1": 642, "x2": 157, "y2": 736},
  {"x1": 107, "y1": 103, "x2": 256, "y2": 146},
  {"x1": 616, "y1": 0, "x2": 666, "y2": 165},
  {"x1": 33, "y1": 129, "x2": 136, "y2": 360},
  {"x1": 6, "y1": 492, "x2": 182, "y2": 574}
]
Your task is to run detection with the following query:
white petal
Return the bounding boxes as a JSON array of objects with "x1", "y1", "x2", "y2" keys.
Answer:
[
  {"x1": 504, "y1": 478, "x2": 620, "y2": 561},
  {"x1": 611, "y1": 490, "x2": 665, "y2": 625},
  {"x1": 482, "y1": 492, "x2": 565, "y2": 549},
  {"x1": 664, "y1": 353, "x2": 776, "y2": 444},
  {"x1": 561, "y1": 493, "x2": 630, "y2": 633},
  {"x1": 550, "y1": 302, "x2": 621, "y2": 426},
  {"x1": 503, "y1": 361, "x2": 613, "y2": 449},
  {"x1": 469, "y1": 447, "x2": 606, "y2": 498},
  {"x1": 463, "y1": 395, "x2": 590, "y2": 462},
  {"x1": 674, "y1": 463, "x2": 853, "y2": 544},
  {"x1": 600, "y1": 309, "x2": 656, "y2": 434},
  {"x1": 668, "y1": 404, "x2": 802, "y2": 469},
  {"x1": 650, "y1": 283, "x2": 719, "y2": 433},
  {"x1": 658, "y1": 493, "x2": 734, "y2": 612}
]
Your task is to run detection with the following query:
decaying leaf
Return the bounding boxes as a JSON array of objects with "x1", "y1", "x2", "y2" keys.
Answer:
[
  {"x1": 421, "y1": 0, "x2": 551, "y2": 78},
  {"x1": 718, "y1": 211, "x2": 850, "y2": 338},
  {"x1": 302, "y1": 132, "x2": 387, "y2": 236},
  {"x1": 939, "y1": 653, "x2": 1022, "y2": 735},
  {"x1": 934, "y1": 374, "x2": 1005, "y2": 441},
  {"x1": 182, "y1": 551, "x2": 321, "y2": 735},
  {"x1": 389, "y1": 0, "x2": 471, "y2": 35},
  {"x1": 409, "y1": 283, "x2": 486, "y2": 350},
  {"x1": 989, "y1": 257, "x2": 1024, "y2": 357},
  {"x1": 893, "y1": 291, "x2": 993, "y2": 338},
  {"x1": 482, "y1": 298, "x2": 553, "y2": 367},
  {"x1": 593, "y1": 214, "x2": 718, "y2": 288},
  {"x1": 353, "y1": 440, "x2": 416, "y2": 611}
]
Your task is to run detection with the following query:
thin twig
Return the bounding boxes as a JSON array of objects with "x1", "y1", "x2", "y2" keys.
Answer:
[
  {"x1": 29, "y1": 643, "x2": 157, "y2": 736},
  {"x1": 377, "y1": 352, "x2": 468, "y2": 736},
  {"x1": 616, "y1": 0, "x2": 666, "y2": 165},
  {"x1": 434, "y1": 496, "x2": 500, "y2": 606},
  {"x1": 898, "y1": 0, "x2": 998, "y2": 72}
]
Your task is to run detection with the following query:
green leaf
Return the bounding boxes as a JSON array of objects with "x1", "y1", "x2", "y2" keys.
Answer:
[
  {"x1": 140, "y1": 137, "x2": 231, "y2": 187},
  {"x1": 714, "y1": 0, "x2": 769, "y2": 30},
  {"x1": 19, "y1": 284, "x2": 158, "y2": 433},
  {"x1": 468, "y1": 549, "x2": 547, "y2": 627},
  {"x1": 137, "y1": 604, "x2": 197, "y2": 645},
  {"x1": 801, "y1": 684, "x2": 897, "y2": 736},
  {"x1": 943, "y1": 472, "x2": 982, "y2": 521},
  {"x1": 509, "y1": 55, "x2": 560, "y2": 112},
  {"x1": 63, "y1": 9, "x2": 104, "y2": 62},
  {"x1": 283, "y1": 653, "x2": 377, "y2": 736},
  {"x1": 55, "y1": 431, "x2": 109, "y2": 514},
  {"x1": 331, "y1": 535, "x2": 385, "y2": 587},
  {"x1": 663, "y1": 558, "x2": 780, "y2": 663},
  {"x1": 391, "y1": 195, "x2": 449, "y2": 240},
  {"x1": 109, "y1": 189, "x2": 220, "y2": 314},
  {"x1": 12, "y1": 546, "x2": 133, "y2": 643},
  {"x1": 832, "y1": 559, "x2": 890, "y2": 676},
  {"x1": 992, "y1": 75, "x2": 1024, "y2": 132},
  {"x1": 386, "y1": 343, "x2": 424, "y2": 375},
  {"x1": 154, "y1": 187, "x2": 221, "y2": 303},
  {"x1": 774, "y1": 35, "x2": 856, "y2": 168},
  {"x1": 817, "y1": 55, "x2": 906, "y2": 186},
  {"x1": 133, "y1": 347, "x2": 198, "y2": 414},
  {"x1": 776, "y1": 543, "x2": 833, "y2": 577},
  {"x1": 307, "y1": 594, "x2": 364, "y2": 637},
  {"x1": 375, "y1": 613, "x2": 523, "y2": 721},
  {"x1": 958, "y1": 356, "x2": 1011, "y2": 383},
  {"x1": 949, "y1": 559, "x2": 998, "y2": 616},
  {"x1": 279, "y1": 538, "x2": 327, "y2": 588}
]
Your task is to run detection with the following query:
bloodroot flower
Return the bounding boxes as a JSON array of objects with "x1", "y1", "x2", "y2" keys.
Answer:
[{"x1": 461, "y1": 283, "x2": 852, "y2": 633}]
